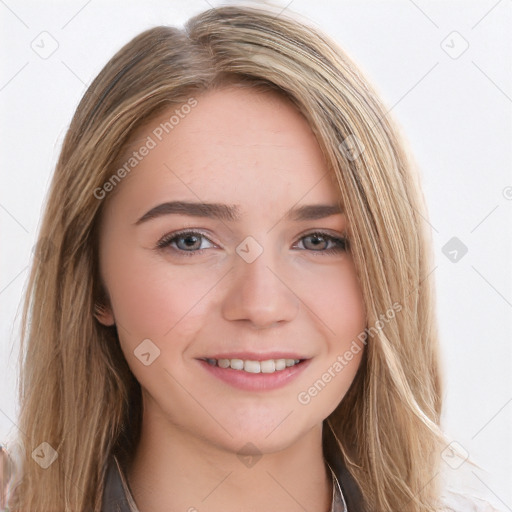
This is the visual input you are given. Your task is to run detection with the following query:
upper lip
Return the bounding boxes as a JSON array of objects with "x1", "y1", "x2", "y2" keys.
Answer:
[{"x1": 200, "y1": 352, "x2": 309, "y2": 361}]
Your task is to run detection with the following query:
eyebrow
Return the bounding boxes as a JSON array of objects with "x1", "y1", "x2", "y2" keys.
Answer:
[{"x1": 134, "y1": 201, "x2": 343, "y2": 225}]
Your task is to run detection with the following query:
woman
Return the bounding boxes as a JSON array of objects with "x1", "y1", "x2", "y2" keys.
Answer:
[{"x1": 3, "y1": 4, "x2": 500, "y2": 512}]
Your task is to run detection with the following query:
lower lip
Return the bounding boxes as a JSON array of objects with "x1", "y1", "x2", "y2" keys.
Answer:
[{"x1": 197, "y1": 359, "x2": 311, "y2": 391}]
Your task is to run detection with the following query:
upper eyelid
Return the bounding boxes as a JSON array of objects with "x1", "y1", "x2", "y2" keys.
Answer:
[
  {"x1": 158, "y1": 228, "x2": 216, "y2": 241},
  {"x1": 157, "y1": 229, "x2": 216, "y2": 248}
]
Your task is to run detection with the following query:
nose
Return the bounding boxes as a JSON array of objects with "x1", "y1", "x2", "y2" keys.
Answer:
[{"x1": 221, "y1": 248, "x2": 299, "y2": 329}]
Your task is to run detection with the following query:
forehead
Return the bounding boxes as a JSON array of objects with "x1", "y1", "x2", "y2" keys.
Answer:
[{"x1": 106, "y1": 86, "x2": 340, "y2": 213}]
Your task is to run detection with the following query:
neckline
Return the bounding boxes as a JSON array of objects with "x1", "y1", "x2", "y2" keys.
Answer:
[{"x1": 108, "y1": 455, "x2": 348, "y2": 512}]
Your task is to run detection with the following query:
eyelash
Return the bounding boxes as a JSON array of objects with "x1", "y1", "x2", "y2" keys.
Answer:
[{"x1": 156, "y1": 230, "x2": 348, "y2": 257}]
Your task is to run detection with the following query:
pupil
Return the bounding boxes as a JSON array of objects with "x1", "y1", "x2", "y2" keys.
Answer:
[
  {"x1": 183, "y1": 235, "x2": 199, "y2": 249},
  {"x1": 307, "y1": 235, "x2": 326, "y2": 250}
]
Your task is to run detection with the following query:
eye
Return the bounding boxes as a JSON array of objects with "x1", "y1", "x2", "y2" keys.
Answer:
[
  {"x1": 294, "y1": 231, "x2": 348, "y2": 254},
  {"x1": 156, "y1": 230, "x2": 215, "y2": 256},
  {"x1": 155, "y1": 229, "x2": 348, "y2": 257}
]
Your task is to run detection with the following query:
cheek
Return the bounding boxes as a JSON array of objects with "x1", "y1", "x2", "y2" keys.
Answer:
[
  {"x1": 295, "y1": 258, "x2": 366, "y2": 341},
  {"x1": 293, "y1": 261, "x2": 365, "y2": 408},
  {"x1": 102, "y1": 247, "x2": 220, "y2": 342}
]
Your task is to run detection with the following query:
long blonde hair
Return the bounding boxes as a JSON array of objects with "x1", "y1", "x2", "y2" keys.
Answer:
[{"x1": 8, "y1": 5, "x2": 446, "y2": 511}]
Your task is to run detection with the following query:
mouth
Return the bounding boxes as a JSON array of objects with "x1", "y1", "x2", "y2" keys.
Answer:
[
  {"x1": 196, "y1": 354, "x2": 310, "y2": 391},
  {"x1": 200, "y1": 357, "x2": 303, "y2": 374}
]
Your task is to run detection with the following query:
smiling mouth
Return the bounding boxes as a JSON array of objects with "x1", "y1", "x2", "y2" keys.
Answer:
[{"x1": 200, "y1": 357, "x2": 303, "y2": 374}]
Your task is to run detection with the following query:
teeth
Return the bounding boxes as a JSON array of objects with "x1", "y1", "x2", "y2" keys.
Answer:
[
  {"x1": 275, "y1": 359, "x2": 287, "y2": 371},
  {"x1": 205, "y1": 358, "x2": 301, "y2": 373},
  {"x1": 230, "y1": 359, "x2": 244, "y2": 370},
  {"x1": 244, "y1": 360, "x2": 261, "y2": 373},
  {"x1": 260, "y1": 360, "x2": 275, "y2": 373}
]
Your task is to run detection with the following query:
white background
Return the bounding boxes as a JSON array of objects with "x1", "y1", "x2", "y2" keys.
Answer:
[{"x1": 1, "y1": 0, "x2": 511, "y2": 508}]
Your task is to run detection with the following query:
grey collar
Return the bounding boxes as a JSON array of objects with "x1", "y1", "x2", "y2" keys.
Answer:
[{"x1": 329, "y1": 462, "x2": 349, "y2": 512}]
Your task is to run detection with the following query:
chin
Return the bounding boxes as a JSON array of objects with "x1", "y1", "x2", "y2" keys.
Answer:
[{"x1": 206, "y1": 409, "x2": 317, "y2": 455}]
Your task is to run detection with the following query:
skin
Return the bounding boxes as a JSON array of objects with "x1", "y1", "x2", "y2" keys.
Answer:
[{"x1": 95, "y1": 86, "x2": 366, "y2": 512}]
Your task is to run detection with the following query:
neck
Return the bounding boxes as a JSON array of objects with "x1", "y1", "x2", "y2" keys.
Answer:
[{"x1": 126, "y1": 401, "x2": 332, "y2": 512}]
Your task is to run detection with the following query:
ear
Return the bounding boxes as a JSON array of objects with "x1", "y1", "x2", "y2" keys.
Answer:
[{"x1": 94, "y1": 302, "x2": 115, "y2": 326}]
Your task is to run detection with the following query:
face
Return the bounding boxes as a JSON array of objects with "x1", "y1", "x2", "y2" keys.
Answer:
[{"x1": 96, "y1": 86, "x2": 366, "y2": 454}]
